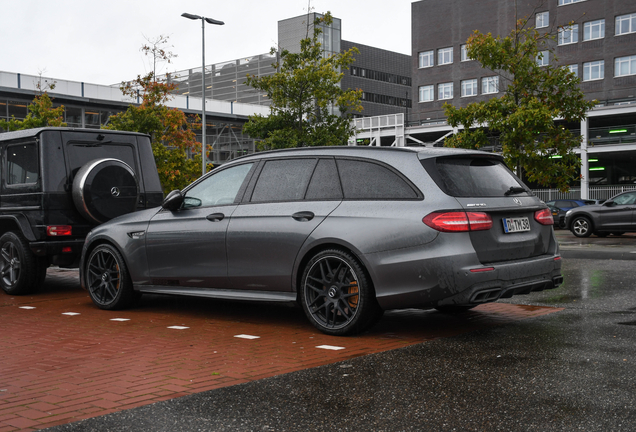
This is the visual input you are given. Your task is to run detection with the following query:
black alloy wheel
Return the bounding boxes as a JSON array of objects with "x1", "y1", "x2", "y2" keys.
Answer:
[
  {"x1": 0, "y1": 231, "x2": 45, "y2": 295},
  {"x1": 301, "y1": 249, "x2": 382, "y2": 336},
  {"x1": 86, "y1": 244, "x2": 134, "y2": 310},
  {"x1": 571, "y1": 216, "x2": 593, "y2": 238}
]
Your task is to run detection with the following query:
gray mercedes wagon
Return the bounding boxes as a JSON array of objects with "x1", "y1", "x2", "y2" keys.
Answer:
[{"x1": 80, "y1": 146, "x2": 563, "y2": 335}]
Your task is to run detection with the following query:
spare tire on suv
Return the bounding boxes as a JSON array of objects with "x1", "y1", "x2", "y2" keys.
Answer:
[
  {"x1": 72, "y1": 158, "x2": 139, "y2": 224},
  {"x1": 0, "y1": 128, "x2": 163, "y2": 295}
]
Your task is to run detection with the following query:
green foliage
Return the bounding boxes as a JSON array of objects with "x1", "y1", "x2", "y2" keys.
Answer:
[
  {"x1": 443, "y1": 17, "x2": 596, "y2": 192},
  {"x1": 244, "y1": 12, "x2": 363, "y2": 150},
  {"x1": 104, "y1": 72, "x2": 206, "y2": 193},
  {"x1": 0, "y1": 82, "x2": 66, "y2": 131}
]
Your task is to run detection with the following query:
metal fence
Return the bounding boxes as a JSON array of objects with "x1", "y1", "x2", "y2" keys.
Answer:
[{"x1": 531, "y1": 185, "x2": 636, "y2": 202}]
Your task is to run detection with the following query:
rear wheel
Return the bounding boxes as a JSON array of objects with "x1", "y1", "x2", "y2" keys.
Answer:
[
  {"x1": 85, "y1": 244, "x2": 134, "y2": 310},
  {"x1": 0, "y1": 232, "x2": 43, "y2": 295},
  {"x1": 571, "y1": 216, "x2": 592, "y2": 238},
  {"x1": 300, "y1": 249, "x2": 383, "y2": 336}
]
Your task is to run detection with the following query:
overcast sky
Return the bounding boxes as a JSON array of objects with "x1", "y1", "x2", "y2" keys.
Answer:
[{"x1": 1, "y1": 0, "x2": 412, "y2": 86}]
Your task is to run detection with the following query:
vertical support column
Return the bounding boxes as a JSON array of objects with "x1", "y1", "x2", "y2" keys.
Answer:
[{"x1": 580, "y1": 117, "x2": 589, "y2": 199}]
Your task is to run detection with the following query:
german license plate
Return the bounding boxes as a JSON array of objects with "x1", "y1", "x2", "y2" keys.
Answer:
[{"x1": 502, "y1": 217, "x2": 530, "y2": 233}]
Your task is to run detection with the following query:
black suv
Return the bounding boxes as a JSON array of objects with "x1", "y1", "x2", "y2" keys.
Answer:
[{"x1": 0, "y1": 127, "x2": 163, "y2": 295}]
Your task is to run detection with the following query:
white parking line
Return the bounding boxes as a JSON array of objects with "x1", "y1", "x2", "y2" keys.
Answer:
[
  {"x1": 62, "y1": 312, "x2": 80, "y2": 316},
  {"x1": 234, "y1": 334, "x2": 260, "y2": 339},
  {"x1": 167, "y1": 326, "x2": 189, "y2": 330},
  {"x1": 316, "y1": 345, "x2": 345, "y2": 351},
  {"x1": 19, "y1": 306, "x2": 36, "y2": 309},
  {"x1": 110, "y1": 318, "x2": 131, "y2": 322}
]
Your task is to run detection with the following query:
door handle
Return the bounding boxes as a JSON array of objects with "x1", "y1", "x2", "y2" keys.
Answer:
[
  {"x1": 292, "y1": 211, "x2": 315, "y2": 222},
  {"x1": 206, "y1": 213, "x2": 225, "y2": 222}
]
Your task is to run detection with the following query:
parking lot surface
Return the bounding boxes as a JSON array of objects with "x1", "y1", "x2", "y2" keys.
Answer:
[{"x1": 0, "y1": 269, "x2": 560, "y2": 431}]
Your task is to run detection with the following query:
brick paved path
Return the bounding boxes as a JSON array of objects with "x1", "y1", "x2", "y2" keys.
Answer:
[{"x1": 0, "y1": 269, "x2": 562, "y2": 431}]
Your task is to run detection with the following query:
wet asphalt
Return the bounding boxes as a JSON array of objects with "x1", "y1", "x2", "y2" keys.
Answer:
[{"x1": 45, "y1": 231, "x2": 636, "y2": 431}]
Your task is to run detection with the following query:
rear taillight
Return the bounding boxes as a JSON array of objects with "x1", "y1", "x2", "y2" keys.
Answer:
[
  {"x1": 534, "y1": 208, "x2": 554, "y2": 226},
  {"x1": 47, "y1": 225, "x2": 72, "y2": 236},
  {"x1": 423, "y1": 211, "x2": 493, "y2": 232}
]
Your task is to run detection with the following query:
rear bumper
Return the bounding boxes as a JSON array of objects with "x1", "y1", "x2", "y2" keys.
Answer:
[
  {"x1": 366, "y1": 242, "x2": 562, "y2": 310},
  {"x1": 29, "y1": 239, "x2": 85, "y2": 267}
]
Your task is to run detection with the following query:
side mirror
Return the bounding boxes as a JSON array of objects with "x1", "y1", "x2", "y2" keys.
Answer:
[
  {"x1": 602, "y1": 200, "x2": 614, "y2": 207},
  {"x1": 162, "y1": 190, "x2": 184, "y2": 211}
]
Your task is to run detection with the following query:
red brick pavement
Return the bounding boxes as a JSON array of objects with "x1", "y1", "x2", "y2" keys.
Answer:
[{"x1": 0, "y1": 268, "x2": 563, "y2": 431}]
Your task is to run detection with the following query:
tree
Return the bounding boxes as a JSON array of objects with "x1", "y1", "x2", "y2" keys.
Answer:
[
  {"x1": 104, "y1": 36, "x2": 205, "y2": 193},
  {"x1": 0, "y1": 78, "x2": 66, "y2": 131},
  {"x1": 243, "y1": 12, "x2": 363, "y2": 150},
  {"x1": 104, "y1": 73, "x2": 204, "y2": 193},
  {"x1": 443, "y1": 12, "x2": 596, "y2": 191}
]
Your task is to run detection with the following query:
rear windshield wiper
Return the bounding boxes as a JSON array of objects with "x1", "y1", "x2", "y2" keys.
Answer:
[{"x1": 504, "y1": 186, "x2": 526, "y2": 196}]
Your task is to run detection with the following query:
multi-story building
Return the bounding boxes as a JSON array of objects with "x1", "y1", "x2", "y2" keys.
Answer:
[{"x1": 406, "y1": 0, "x2": 636, "y2": 198}]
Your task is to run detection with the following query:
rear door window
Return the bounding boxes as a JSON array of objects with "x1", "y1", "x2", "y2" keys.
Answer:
[
  {"x1": 428, "y1": 157, "x2": 526, "y2": 197},
  {"x1": 250, "y1": 159, "x2": 317, "y2": 203},
  {"x1": 305, "y1": 158, "x2": 343, "y2": 200},
  {"x1": 336, "y1": 158, "x2": 419, "y2": 200},
  {"x1": 7, "y1": 142, "x2": 39, "y2": 185}
]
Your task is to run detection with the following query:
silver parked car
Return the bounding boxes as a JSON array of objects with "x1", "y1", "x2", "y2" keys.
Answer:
[
  {"x1": 566, "y1": 190, "x2": 636, "y2": 238},
  {"x1": 80, "y1": 147, "x2": 563, "y2": 336}
]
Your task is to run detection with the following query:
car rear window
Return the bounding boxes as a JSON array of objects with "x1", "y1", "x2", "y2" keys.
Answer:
[
  {"x1": 336, "y1": 159, "x2": 419, "y2": 200},
  {"x1": 428, "y1": 157, "x2": 526, "y2": 197}
]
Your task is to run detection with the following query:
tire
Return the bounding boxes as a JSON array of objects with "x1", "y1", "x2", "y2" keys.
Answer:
[
  {"x1": 571, "y1": 216, "x2": 593, "y2": 238},
  {"x1": 0, "y1": 231, "x2": 42, "y2": 295},
  {"x1": 435, "y1": 305, "x2": 477, "y2": 314},
  {"x1": 85, "y1": 244, "x2": 135, "y2": 310},
  {"x1": 72, "y1": 158, "x2": 139, "y2": 224},
  {"x1": 300, "y1": 249, "x2": 383, "y2": 336}
]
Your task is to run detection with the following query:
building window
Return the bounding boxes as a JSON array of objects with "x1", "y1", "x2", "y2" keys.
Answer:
[
  {"x1": 616, "y1": 13, "x2": 636, "y2": 35},
  {"x1": 567, "y1": 64, "x2": 579, "y2": 78},
  {"x1": 482, "y1": 76, "x2": 499, "y2": 94},
  {"x1": 558, "y1": 24, "x2": 579, "y2": 45},
  {"x1": 419, "y1": 85, "x2": 434, "y2": 102},
  {"x1": 615, "y1": 55, "x2": 636, "y2": 77},
  {"x1": 438, "y1": 82, "x2": 453, "y2": 100},
  {"x1": 460, "y1": 44, "x2": 472, "y2": 61},
  {"x1": 536, "y1": 11, "x2": 549, "y2": 28},
  {"x1": 461, "y1": 79, "x2": 478, "y2": 97},
  {"x1": 583, "y1": 19, "x2": 605, "y2": 41},
  {"x1": 419, "y1": 50, "x2": 434, "y2": 68},
  {"x1": 558, "y1": 0, "x2": 585, "y2": 5},
  {"x1": 438, "y1": 47, "x2": 453, "y2": 65},
  {"x1": 536, "y1": 50, "x2": 549, "y2": 66},
  {"x1": 583, "y1": 60, "x2": 604, "y2": 81}
]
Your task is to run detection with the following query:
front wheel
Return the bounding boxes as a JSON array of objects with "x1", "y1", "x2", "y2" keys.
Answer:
[
  {"x1": 300, "y1": 249, "x2": 383, "y2": 336},
  {"x1": 85, "y1": 244, "x2": 134, "y2": 310},
  {"x1": 571, "y1": 217, "x2": 593, "y2": 238}
]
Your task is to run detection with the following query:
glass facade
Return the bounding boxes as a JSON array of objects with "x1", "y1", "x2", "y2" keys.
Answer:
[{"x1": 163, "y1": 53, "x2": 277, "y2": 106}]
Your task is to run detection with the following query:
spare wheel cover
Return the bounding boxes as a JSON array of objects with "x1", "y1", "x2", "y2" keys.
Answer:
[{"x1": 72, "y1": 158, "x2": 139, "y2": 224}]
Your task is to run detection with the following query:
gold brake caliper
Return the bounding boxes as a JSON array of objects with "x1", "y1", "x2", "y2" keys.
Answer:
[{"x1": 348, "y1": 281, "x2": 359, "y2": 308}]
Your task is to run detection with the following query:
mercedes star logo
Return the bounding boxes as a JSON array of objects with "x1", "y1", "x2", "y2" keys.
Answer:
[
  {"x1": 513, "y1": 198, "x2": 522, "y2": 205},
  {"x1": 111, "y1": 187, "x2": 121, "y2": 197}
]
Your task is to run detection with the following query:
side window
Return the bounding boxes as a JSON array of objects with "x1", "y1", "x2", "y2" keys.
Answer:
[
  {"x1": 251, "y1": 159, "x2": 316, "y2": 203},
  {"x1": 613, "y1": 193, "x2": 636, "y2": 206},
  {"x1": 7, "y1": 143, "x2": 39, "y2": 185},
  {"x1": 336, "y1": 159, "x2": 418, "y2": 200},
  {"x1": 184, "y1": 163, "x2": 254, "y2": 208},
  {"x1": 305, "y1": 158, "x2": 343, "y2": 200}
]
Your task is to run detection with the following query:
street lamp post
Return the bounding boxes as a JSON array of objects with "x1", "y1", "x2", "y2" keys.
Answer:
[{"x1": 181, "y1": 13, "x2": 224, "y2": 177}]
